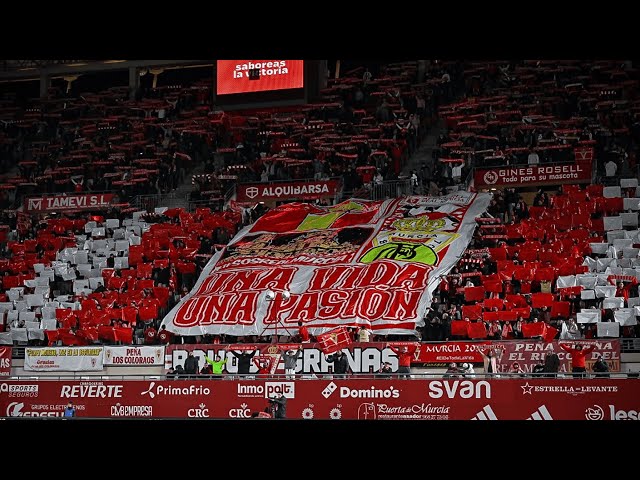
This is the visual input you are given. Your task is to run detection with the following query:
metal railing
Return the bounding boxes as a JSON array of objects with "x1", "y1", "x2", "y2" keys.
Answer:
[{"x1": 3, "y1": 372, "x2": 637, "y2": 381}]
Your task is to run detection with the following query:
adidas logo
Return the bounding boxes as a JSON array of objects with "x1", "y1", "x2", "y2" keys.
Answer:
[
  {"x1": 527, "y1": 405, "x2": 553, "y2": 420},
  {"x1": 471, "y1": 405, "x2": 497, "y2": 420}
]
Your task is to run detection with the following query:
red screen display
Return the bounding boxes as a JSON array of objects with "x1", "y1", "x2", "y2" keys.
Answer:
[{"x1": 216, "y1": 60, "x2": 304, "y2": 95}]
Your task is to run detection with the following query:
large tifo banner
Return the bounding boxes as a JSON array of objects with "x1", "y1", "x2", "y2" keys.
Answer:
[
  {"x1": 474, "y1": 161, "x2": 592, "y2": 189},
  {"x1": 236, "y1": 179, "x2": 341, "y2": 203},
  {"x1": 165, "y1": 339, "x2": 620, "y2": 374},
  {"x1": 216, "y1": 60, "x2": 304, "y2": 95},
  {"x1": 0, "y1": 347, "x2": 11, "y2": 376},
  {"x1": 24, "y1": 194, "x2": 114, "y2": 213},
  {"x1": 2, "y1": 379, "x2": 639, "y2": 420},
  {"x1": 24, "y1": 347, "x2": 104, "y2": 371},
  {"x1": 162, "y1": 193, "x2": 491, "y2": 336},
  {"x1": 104, "y1": 346, "x2": 165, "y2": 366}
]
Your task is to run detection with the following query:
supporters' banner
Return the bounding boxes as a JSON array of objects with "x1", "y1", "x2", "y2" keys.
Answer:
[
  {"x1": 103, "y1": 346, "x2": 165, "y2": 366},
  {"x1": 498, "y1": 339, "x2": 620, "y2": 373},
  {"x1": 162, "y1": 193, "x2": 491, "y2": 336},
  {"x1": 236, "y1": 180, "x2": 341, "y2": 203},
  {"x1": 24, "y1": 194, "x2": 114, "y2": 213},
  {"x1": 317, "y1": 327, "x2": 352, "y2": 354},
  {"x1": 0, "y1": 346, "x2": 11, "y2": 376},
  {"x1": 1, "y1": 379, "x2": 638, "y2": 419},
  {"x1": 474, "y1": 162, "x2": 592, "y2": 189},
  {"x1": 24, "y1": 347, "x2": 104, "y2": 371}
]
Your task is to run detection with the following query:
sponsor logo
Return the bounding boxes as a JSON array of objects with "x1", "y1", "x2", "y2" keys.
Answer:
[
  {"x1": 356, "y1": 402, "x2": 449, "y2": 420},
  {"x1": 6, "y1": 402, "x2": 62, "y2": 417},
  {"x1": 607, "y1": 405, "x2": 640, "y2": 420},
  {"x1": 141, "y1": 382, "x2": 210, "y2": 398},
  {"x1": 246, "y1": 187, "x2": 259, "y2": 199},
  {"x1": 585, "y1": 405, "x2": 605, "y2": 421},
  {"x1": 339, "y1": 386, "x2": 400, "y2": 399},
  {"x1": 322, "y1": 381, "x2": 338, "y2": 399},
  {"x1": 428, "y1": 380, "x2": 491, "y2": 399},
  {"x1": 237, "y1": 384, "x2": 264, "y2": 397},
  {"x1": 0, "y1": 383, "x2": 39, "y2": 397},
  {"x1": 471, "y1": 405, "x2": 498, "y2": 421},
  {"x1": 521, "y1": 382, "x2": 618, "y2": 396},
  {"x1": 110, "y1": 403, "x2": 153, "y2": 417},
  {"x1": 265, "y1": 381, "x2": 295, "y2": 399},
  {"x1": 483, "y1": 171, "x2": 498, "y2": 185},
  {"x1": 228, "y1": 403, "x2": 251, "y2": 418},
  {"x1": 188, "y1": 403, "x2": 211, "y2": 418},
  {"x1": 60, "y1": 384, "x2": 123, "y2": 398},
  {"x1": 527, "y1": 405, "x2": 553, "y2": 420}
]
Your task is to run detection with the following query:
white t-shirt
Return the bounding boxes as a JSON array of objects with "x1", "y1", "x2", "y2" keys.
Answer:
[
  {"x1": 605, "y1": 160, "x2": 617, "y2": 177},
  {"x1": 527, "y1": 152, "x2": 539, "y2": 165}
]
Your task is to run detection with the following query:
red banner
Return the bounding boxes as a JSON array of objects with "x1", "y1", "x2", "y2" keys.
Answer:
[
  {"x1": 317, "y1": 327, "x2": 352, "y2": 354},
  {"x1": 0, "y1": 347, "x2": 11, "y2": 376},
  {"x1": 25, "y1": 194, "x2": 115, "y2": 213},
  {"x1": 236, "y1": 180, "x2": 341, "y2": 203},
  {"x1": 2, "y1": 378, "x2": 638, "y2": 419},
  {"x1": 474, "y1": 161, "x2": 592, "y2": 189},
  {"x1": 216, "y1": 60, "x2": 304, "y2": 95},
  {"x1": 164, "y1": 340, "x2": 620, "y2": 373}
]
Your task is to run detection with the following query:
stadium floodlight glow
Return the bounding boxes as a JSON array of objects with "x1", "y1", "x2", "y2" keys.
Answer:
[{"x1": 265, "y1": 290, "x2": 290, "y2": 301}]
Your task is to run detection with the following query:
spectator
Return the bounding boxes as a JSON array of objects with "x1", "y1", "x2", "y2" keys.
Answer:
[
  {"x1": 166, "y1": 367, "x2": 177, "y2": 379},
  {"x1": 63, "y1": 401, "x2": 76, "y2": 418},
  {"x1": 559, "y1": 342, "x2": 595, "y2": 378},
  {"x1": 358, "y1": 325, "x2": 372, "y2": 342},
  {"x1": 204, "y1": 354, "x2": 228, "y2": 378},
  {"x1": 298, "y1": 321, "x2": 310, "y2": 343},
  {"x1": 592, "y1": 356, "x2": 610, "y2": 378},
  {"x1": 269, "y1": 393, "x2": 287, "y2": 419},
  {"x1": 444, "y1": 362, "x2": 461, "y2": 378},
  {"x1": 508, "y1": 362, "x2": 526, "y2": 377},
  {"x1": 478, "y1": 345, "x2": 503, "y2": 376},
  {"x1": 377, "y1": 361, "x2": 393, "y2": 378},
  {"x1": 183, "y1": 351, "x2": 199, "y2": 376},
  {"x1": 459, "y1": 362, "x2": 475, "y2": 378},
  {"x1": 388, "y1": 343, "x2": 417, "y2": 379},
  {"x1": 231, "y1": 349, "x2": 256, "y2": 376},
  {"x1": 605, "y1": 158, "x2": 618, "y2": 179},
  {"x1": 542, "y1": 350, "x2": 560, "y2": 377},
  {"x1": 281, "y1": 347, "x2": 302, "y2": 380},
  {"x1": 527, "y1": 148, "x2": 539, "y2": 165},
  {"x1": 326, "y1": 350, "x2": 349, "y2": 379}
]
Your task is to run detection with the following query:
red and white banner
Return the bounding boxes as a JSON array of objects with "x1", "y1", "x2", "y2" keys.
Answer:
[
  {"x1": 161, "y1": 193, "x2": 491, "y2": 337},
  {"x1": 498, "y1": 339, "x2": 620, "y2": 373},
  {"x1": 317, "y1": 327, "x2": 352, "y2": 354},
  {"x1": 164, "y1": 340, "x2": 620, "y2": 373},
  {"x1": 0, "y1": 347, "x2": 11, "y2": 376},
  {"x1": 24, "y1": 194, "x2": 115, "y2": 213},
  {"x1": 236, "y1": 179, "x2": 340, "y2": 203},
  {"x1": 216, "y1": 60, "x2": 304, "y2": 95},
  {"x1": 474, "y1": 162, "x2": 592, "y2": 189},
  {"x1": 2, "y1": 379, "x2": 638, "y2": 419},
  {"x1": 24, "y1": 347, "x2": 104, "y2": 371},
  {"x1": 103, "y1": 346, "x2": 165, "y2": 366}
]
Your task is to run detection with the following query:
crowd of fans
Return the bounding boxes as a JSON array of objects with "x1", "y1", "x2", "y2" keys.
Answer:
[{"x1": 1, "y1": 60, "x2": 640, "y2": 347}]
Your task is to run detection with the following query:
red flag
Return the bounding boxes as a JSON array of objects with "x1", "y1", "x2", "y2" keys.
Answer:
[
  {"x1": 464, "y1": 286, "x2": 485, "y2": 302},
  {"x1": 450, "y1": 320, "x2": 469, "y2": 336},
  {"x1": 317, "y1": 326, "x2": 352, "y2": 354},
  {"x1": 522, "y1": 322, "x2": 546, "y2": 338},
  {"x1": 543, "y1": 325, "x2": 558, "y2": 343},
  {"x1": 467, "y1": 321, "x2": 487, "y2": 339}
]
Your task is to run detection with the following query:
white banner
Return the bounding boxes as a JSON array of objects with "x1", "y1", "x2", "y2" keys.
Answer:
[
  {"x1": 596, "y1": 322, "x2": 620, "y2": 338},
  {"x1": 24, "y1": 347, "x2": 104, "y2": 371},
  {"x1": 577, "y1": 310, "x2": 601, "y2": 323},
  {"x1": 161, "y1": 193, "x2": 491, "y2": 336},
  {"x1": 614, "y1": 309, "x2": 637, "y2": 326},
  {"x1": 103, "y1": 346, "x2": 165, "y2": 366}
]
